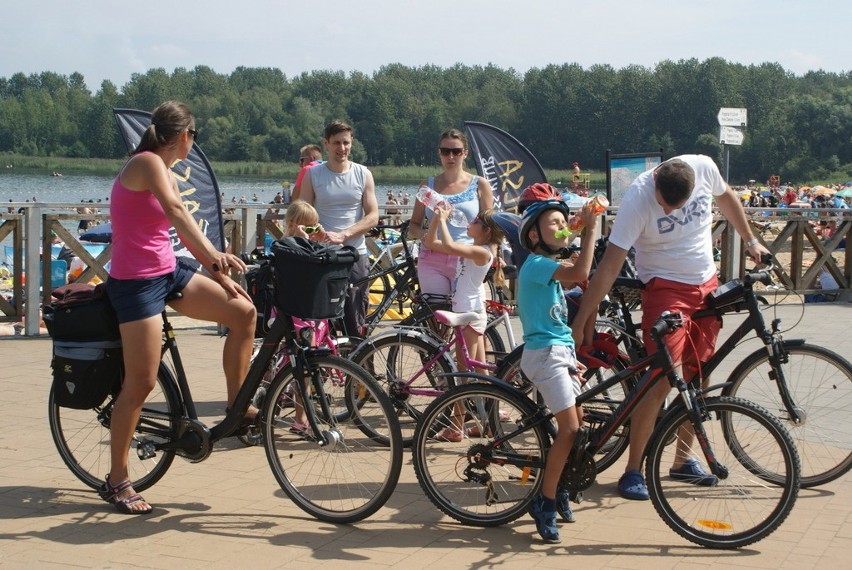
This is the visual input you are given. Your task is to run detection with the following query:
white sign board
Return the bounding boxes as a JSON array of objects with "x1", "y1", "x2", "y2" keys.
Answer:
[
  {"x1": 720, "y1": 126, "x2": 744, "y2": 145},
  {"x1": 717, "y1": 107, "x2": 748, "y2": 127}
]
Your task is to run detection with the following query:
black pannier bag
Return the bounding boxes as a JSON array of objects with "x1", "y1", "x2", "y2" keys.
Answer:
[
  {"x1": 245, "y1": 261, "x2": 276, "y2": 337},
  {"x1": 44, "y1": 283, "x2": 123, "y2": 409},
  {"x1": 270, "y1": 237, "x2": 359, "y2": 320}
]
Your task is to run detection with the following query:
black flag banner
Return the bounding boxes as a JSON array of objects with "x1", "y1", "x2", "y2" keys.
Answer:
[
  {"x1": 464, "y1": 121, "x2": 547, "y2": 211},
  {"x1": 112, "y1": 108, "x2": 226, "y2": 255}
]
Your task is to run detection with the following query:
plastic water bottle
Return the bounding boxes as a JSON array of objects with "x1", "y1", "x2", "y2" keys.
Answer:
[
  {"x1": 416, "y1": 186, "x2": 469, "y2": 227},
  {"x1": 555, "y1": 193, "x2": 609, "y2": 238}
]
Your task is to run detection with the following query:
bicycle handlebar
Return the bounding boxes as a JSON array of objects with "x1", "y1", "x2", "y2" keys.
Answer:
[
  {"x1": 743, "y1": 254, "x2": 775, "y2": 287},
  {"x1": 649, "y1": 310, "x2": 685, "y2": 342}
]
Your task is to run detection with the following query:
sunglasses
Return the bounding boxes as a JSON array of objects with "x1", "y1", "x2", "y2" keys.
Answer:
[
  {"x1": 187, "y1": 128, "x2": 198, "y2": 140},
  {"x1": 304, "y1": 225, "x2": 322, "y2": 234},
  {"x1": 299, "y1": 157, "x2": 312, "y2": 164},
  {"x1": 439, "y1": 147, "x2": 464, "y2": 157}
]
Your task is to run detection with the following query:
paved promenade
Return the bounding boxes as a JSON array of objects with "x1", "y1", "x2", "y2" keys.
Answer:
[{"x1": 1, "y1": 303, "x2": 850, "y2": 569}]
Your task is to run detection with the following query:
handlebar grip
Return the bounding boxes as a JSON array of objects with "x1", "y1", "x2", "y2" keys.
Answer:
[{"x1": 649, "y1": 311, "x2": 683, "y2": 341}]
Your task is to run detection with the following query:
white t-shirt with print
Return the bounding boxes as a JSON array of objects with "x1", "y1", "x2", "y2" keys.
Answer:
[{"x1": 608, "y1": 155, "x2": 727, "y2": 285}]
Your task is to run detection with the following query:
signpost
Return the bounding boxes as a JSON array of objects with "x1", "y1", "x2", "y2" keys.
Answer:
[
  {"x1": 717, "y1": 107, "x2": 747, "y2": 181},
  {"x1": 717, "y1": 107, "x2": 747, "y2": 279}
]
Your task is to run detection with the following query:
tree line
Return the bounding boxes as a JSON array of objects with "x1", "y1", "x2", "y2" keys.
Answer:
[{"x1": 0, "y1": 59, "x2": 849, "y2": 183}]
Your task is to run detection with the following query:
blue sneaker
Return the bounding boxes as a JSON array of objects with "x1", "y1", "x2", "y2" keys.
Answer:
[
  {"x1": 618, "y1": 470, "x2": 649, "y2": 500},
  {"x1": 528, "y1": 494, "x2": 560, "y2": 543},
  {"x1": 556, "y1": 490, "x2": 575, "y2": 523},
  {"x1": 669, "y1": 458, "x2": 719, "y2": 486}
]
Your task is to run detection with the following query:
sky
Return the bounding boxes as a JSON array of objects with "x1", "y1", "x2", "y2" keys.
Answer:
[{"x1": 2, "y1": 0, "x2": 850, "y2": 91}]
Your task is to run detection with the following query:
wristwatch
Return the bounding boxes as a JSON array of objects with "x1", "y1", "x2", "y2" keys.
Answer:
[{"x1": 745, "y1": 237, "x2": 759, "y2": 247}]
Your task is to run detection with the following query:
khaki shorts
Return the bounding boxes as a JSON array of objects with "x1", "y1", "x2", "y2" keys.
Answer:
[{"x1": 520, "y1": 345, "x2": 582, "y2": 414}]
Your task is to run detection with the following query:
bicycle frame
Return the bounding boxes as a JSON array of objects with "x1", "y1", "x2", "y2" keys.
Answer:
[
  {"x1": 146, "y1": 312, "x2": 336, "y2": 457},
  {"x1": 482, "y1": 316, "x2": 726, "y2": 479}
]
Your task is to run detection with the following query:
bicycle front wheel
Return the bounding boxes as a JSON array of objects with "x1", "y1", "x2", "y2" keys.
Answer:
[
  {"x1": 646, "y1": 396, "x2": 800, "y2": 549},
  {"x1": 724, "y1": 342, "x2": 852, "y2": 487},
  {"x1": 412, "y1": 382, "x2": 549, "y2": 527},
  {"x1": 261, "y1": 355, "x2": 403, "y2": 523},
  {"x1": 48, "y1": 363, "x2": 182, "y2": 492}
]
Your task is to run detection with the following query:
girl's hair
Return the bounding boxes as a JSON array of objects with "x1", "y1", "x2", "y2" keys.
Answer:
[
  {"x1": 474, "y1": 208, "x2": 507, "y2": 287},
  {"x1": 284, "y1": 200, "x2": 319, "y2": 232},
  {"x1": 439, "y1": 128, "x2": 468, "y2": 150},
  {"x1": 133, "y1": 101, "x2": 194, "y2": 156}
]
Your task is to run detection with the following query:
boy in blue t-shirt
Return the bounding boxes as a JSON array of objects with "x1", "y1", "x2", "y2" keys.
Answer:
[{"x1": 517, "y1": 199, "x2": 598, "y2": 543}]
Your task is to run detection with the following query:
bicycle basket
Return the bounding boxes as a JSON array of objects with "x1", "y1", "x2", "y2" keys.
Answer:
[{"x1": 270, "y1": 237, "x2": 360, "y2": 319}]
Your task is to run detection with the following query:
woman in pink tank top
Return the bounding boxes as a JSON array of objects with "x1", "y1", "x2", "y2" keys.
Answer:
[{"x1": 100, "y1": 101, "x2": 256, "y2": 515}]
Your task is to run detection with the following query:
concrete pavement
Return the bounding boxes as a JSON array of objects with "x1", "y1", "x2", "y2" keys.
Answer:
[{"x1": 1, "y1": 303, "x2": 850, "y2": 569}]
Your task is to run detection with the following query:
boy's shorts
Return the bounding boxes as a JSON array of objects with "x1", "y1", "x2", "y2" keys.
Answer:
[
  {"x1": 106, "y1": 257, "x2": 199, "y2": 324},
  {"x1": 520, "y1": 345, "x2": 582, "y2": 414}
]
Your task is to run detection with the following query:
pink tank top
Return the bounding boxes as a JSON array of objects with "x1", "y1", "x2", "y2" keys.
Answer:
[{"x1": 109, "y1": 169, "x2": 176, "y2": 279}]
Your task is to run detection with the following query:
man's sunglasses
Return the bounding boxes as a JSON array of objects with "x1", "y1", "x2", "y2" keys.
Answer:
[{"x1": 439, "y1": 147, "x2": 464, "y2": 157}]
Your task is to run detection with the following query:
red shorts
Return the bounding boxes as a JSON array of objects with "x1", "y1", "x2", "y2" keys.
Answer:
[{"x1": 641, "y1": 276, "x2": 721, "y2": 370}]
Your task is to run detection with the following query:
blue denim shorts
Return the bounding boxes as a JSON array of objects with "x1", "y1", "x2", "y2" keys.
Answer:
[{"x1": 106, "y1": 257, "x2": 200, "y2": 324}]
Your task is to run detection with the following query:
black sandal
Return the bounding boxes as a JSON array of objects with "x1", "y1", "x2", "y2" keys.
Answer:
[{"x1": 98, "y1": 475, "x2": 153, "y2": 515}]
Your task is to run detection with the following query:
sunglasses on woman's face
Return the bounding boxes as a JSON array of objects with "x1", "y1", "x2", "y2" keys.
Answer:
[{"x1": 439, "y1": 147, "x2": 464, "y2": 157}]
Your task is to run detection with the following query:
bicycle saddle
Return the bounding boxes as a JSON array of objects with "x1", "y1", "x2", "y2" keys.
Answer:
[{"x1": 433, "y1": 310, "x2": 479, "y2": 327}]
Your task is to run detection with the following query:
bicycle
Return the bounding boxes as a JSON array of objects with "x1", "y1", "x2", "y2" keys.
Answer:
[
  {"x1": 48, "y1": 301, "x2": 404, "y2": 523},
  {"x1": 493, "y1": 261, "x2": 852, "y2": 487},
  {"x1": 350, "y1": 308, "x2": 504, "y2": 446},
  {"x1": 411, "y1": 311, "x2": 801, "y2": 549}
]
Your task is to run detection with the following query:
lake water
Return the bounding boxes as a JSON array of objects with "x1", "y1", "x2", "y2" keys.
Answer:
[{"x1": 0, "y1": 171, "x2": 415, "y2": 206}]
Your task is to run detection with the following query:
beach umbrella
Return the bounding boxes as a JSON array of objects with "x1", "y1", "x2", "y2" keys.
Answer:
[
  {"x1": 836, "y1": 187, "x2": 852, "y2": 198},
  {"x1": 79, "y1": 222, "x2": 112, "y2": 243},
  {"x1": 812, "y1": 187, "x2": 836, "y2": 196}
]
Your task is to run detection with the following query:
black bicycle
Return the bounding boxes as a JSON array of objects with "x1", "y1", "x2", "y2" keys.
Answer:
[
  {"x1": 494, "y1": 261, "x2": 852, "y2": 487},
  {"x1": 48, "y1": 305, "x2": 404, "y2": 523},
  {"x1": 412, "y1": 311, "x2": 801, "y2": 549}
]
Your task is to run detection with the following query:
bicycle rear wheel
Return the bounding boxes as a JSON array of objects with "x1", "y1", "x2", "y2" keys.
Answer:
[
  {"x1": 412, "y1": 382, "x2": 549, "y2": 527},
  {"x1": 724, "y1": 342, "x2": 852, "y2": 487},
  {"x1": 261, "y1": 355, "x2": 403, "y2": 523},
  {"x1": 350, "y1": 332, "x2": 456, "y2": 446},
  {"x1": 646, "y1": 396, "x2": 799, "y2": 549},
  {"x1": 48, "y1": 363, "x2": 181, "y2": 492}
]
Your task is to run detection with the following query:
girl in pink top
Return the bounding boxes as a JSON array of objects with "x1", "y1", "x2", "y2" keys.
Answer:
[{"x1": 101, "y1": 101, "x2": 256, "y2": 515}]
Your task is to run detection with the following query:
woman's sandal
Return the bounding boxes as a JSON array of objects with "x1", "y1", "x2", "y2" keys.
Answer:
[{"x1": 98, "y1": 475, "x2": 153, "y2": 515}]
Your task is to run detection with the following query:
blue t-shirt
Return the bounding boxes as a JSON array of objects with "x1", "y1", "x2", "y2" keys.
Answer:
[{"x1": 517, "y1": 254, "x2": 573, "y2": 350}]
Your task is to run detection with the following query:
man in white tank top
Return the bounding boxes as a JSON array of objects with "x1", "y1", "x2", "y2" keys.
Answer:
[{"x1": 299, "y1": 121, "x2": 378, "y2": 336}]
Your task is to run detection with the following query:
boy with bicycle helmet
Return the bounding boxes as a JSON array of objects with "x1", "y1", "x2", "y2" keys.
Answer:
[{"x1": 517, "y1": 197, "x2": 598, "y2": 542}]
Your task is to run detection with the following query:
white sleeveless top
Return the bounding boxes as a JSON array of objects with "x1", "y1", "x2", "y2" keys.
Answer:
[{"x1": 452, "y1": 247, "x2": 493, "y2": 313}]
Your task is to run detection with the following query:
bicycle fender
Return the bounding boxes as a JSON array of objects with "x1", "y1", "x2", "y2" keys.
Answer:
[{"x1": 436, "y1": 371, "x2": 538, "y2": 403}]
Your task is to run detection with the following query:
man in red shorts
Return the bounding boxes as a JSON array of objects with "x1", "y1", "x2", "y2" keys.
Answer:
[{"x1": 572, "y1": 155, "x2": 770, "y2": 500}]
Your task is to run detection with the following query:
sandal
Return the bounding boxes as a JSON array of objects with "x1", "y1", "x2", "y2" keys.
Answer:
[
  {"x1": 98, "y1": 475, "x2": 153, "y2": 515},
  {"x1": 289, "y1": 420, "x2": 310, "y2": 435},
  {"x1": 434, "y1": 427, "x2": 464, "y2": 442}
]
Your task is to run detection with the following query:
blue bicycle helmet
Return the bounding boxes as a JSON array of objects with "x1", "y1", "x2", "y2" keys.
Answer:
[{"x1": 519, "y1": 199, "x2": 571, "y2": 252}]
